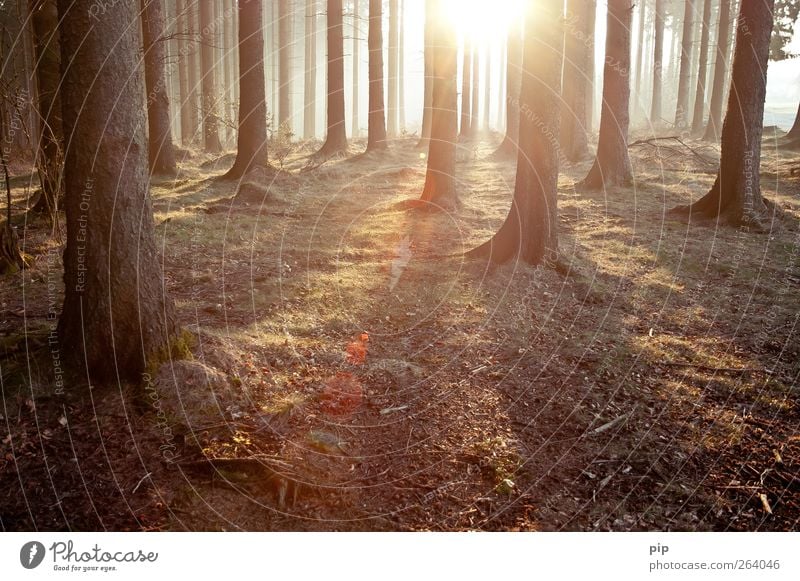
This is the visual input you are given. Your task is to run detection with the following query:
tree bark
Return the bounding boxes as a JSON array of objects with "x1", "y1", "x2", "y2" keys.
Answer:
[
  {"x1": 674, "y1": 0, "x2": 694, "y2": 128},
  {"x1": 399, "y1": 0, "x2": 406, "y2": 131},
  {"x1": 304, "y1": 0, "x2": 317, "y2": 139},
  {"x1": 672, "y1": 0, "x2": 774, "y2": 225},
  {"x1": 467, "y1": 0, "x2": 562, "y2": 265},
  {"x1": 482, "y1": 41, "x2": 490, "y2": 131},
  {"x1": 366, "y1": 0, "x2": 387, "y2": 151},
  {"x1": 560, "y1": 0, "x2": 592, "y2": 162},
  {"x1": 580, "y1": 0, "x2": 633, "y2": 189},
  {"x1": 690, "y1": 0, "x2": 712, "y2": 136},
  {"x1": 494, "y1": 22, "x2": 521, "y2": 157},
  {"x1": 57, "y1": 0, "x2": 179, "y2": 383},
  {"x1": 650, "y1": 0, "x2": 664, "y2": 124},
  {"x1": 177, "y1": 0, "x2": 194, "y2": 145},
  {"x1": 225, "y1": 0, "x2": 268, "y2": 179},
  {"x1": 141, "y1": 0, "x2": 177, "y2": 174},
  {"x1": 420, "y1": 0, "x2": 457, "y2": 209},
  {"x1": 702, "y1": 0, "x2": 732, "y2": 141},
  {"x1": 315, "y1": 0, "x2": 348, "y2": 158},
  {"x1": 29, "y1": 0, "x2": 62, "y2": 215},
  {"x1": 784, "y1": 101, "x2": 800, "y2": 140},
  {"x1": 634, "y1": 0, "x2": 647, "y2": 124},
  {"x1": 471, "y1": 41, "x2": 479, "y2": 132}
]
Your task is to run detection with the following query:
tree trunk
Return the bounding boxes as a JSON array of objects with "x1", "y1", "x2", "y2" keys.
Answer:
[
  {"x1": 672, "y1": 0, "x2": 774, "y2": 225},
  {"x1": 141, "y1": 0, "x2": 177, "y2": 174},
  {"x1": 185, "y1": 0, "x2": 202, "y2": 146},
  {"x1": 177, "y1": 0, "x2": 193, "y2": 145},
  {"x1": 460, "y1": 41, "x2": 472, "y2": 137},
  {"x1": 199, "y1": 0, "x2": 221, "y2": 152},
  {"x1": 580, "y1": 0, "x2": 633, "y2": 189},
  {"x1": 420, "y1": 0, "x2": 457, "y2": 209},
  {"x1": 418, "y1": 0, "x2": 434, "y2": 147},
  {"x1": 29, "y1": 0, "x2": 62, "y2": 215},
  {"x1": 471, "y1": 42, "x2": 479, "y2": 132},
  {"x1": 784, "y1": 101, "x2": 800, "y2": 140},
  {"x1": 494, "y1": 22, "x2": 521, "y2": 157},
  {"x1": 634, "y1": 0, "x2": 647, "y2": 124},
  {"x1": 690, "y1": 0, "x2": 712, "y2": 136},
  {"x1": 304, "y1": 0, "x2": 317, "y2": 139},
  {"x1": 674, "y1": 0, "x2": 694, "y2": 128},
  {"x1": 586, "y1": 0, "x2": 595, "y2": 131},
  {"x1": 650, "y1": 0, "x2": 664, "y2": 124},
  {"x1": 560, "y1": 0, "x2": 592, "y2": 162},
  {"x1": 399, "y1": 0, "x2": 406, "y2": 131},
  {"x1": 315, "y1": 0, "x2": 347, "y2": 158},
  {"x1": 226, "y1": 0, "x2": 239, "y2": 147},
  {"x1": 702, "y1": 0, "x2": 732, "y2": 141},
  {"x1": 467, "y1": 0, "x2": 562, "y2": 265},
  {"x1": 482, "y1": 41, "x2": 490, "y2": 131},
  {"x1": 278, "y1": 0, "x2": 291, "y2": 130},
  {"x1": 225, "y1": 0, "x2": 268, "y2": 179},
  {"x1": 352, "y1": 0, "x2": 360, "y2": 137},
  {"x1": 387, "y1": 0, "x2": 399, "y2": 136},
  {"x1": 366, "y1": 0, "x2": 387, "y2": 151},
  {"x1": 57, "y1": 0, "x2": 179, "y2": 383}
]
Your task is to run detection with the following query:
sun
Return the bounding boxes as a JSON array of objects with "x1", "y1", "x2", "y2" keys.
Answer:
[{"x1": 443, "y1": 0, "x2": 525, "y2": 42}]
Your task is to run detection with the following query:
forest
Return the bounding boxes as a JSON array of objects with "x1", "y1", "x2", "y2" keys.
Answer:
[{"x1": 0, "y1": 0, "x2": 797, "y2": 532}]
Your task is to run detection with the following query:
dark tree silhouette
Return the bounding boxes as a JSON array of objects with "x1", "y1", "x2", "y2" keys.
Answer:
[
  {"x1": 141, "y1": 0, "x2": 177, "y2": 174},
  {"x1": 367, "y1": 0, "x2": 387, "y2": 151},
  {"x1": 304, "y1": 0, "x2": 317, "y2": 139},
  {"x1": 57, "y1": 0, "x2": 179, "y2": 382},
  {"x1": 580, "y1": 0, "x2": 633, "y2": 189},
  {"x1": 315, "y1": 0, "x2": 348, "y2": 159},
  {"x1": 703, "y1": 0, "x2": 733, "y2": 142},
  {"x1": 674, "y1": 0, "x2": 694, "y2": 128},
  {"x1": 199, "y1": 0, "x2": 221, "y2": 152},
  {"x1": 467, "y1": 0, "x2": 563, "y2": 265},
  {"x1": 672, "y1": 0, "x2": 775, "y2": 225},
  {"x1": 560, "y1": 0, "x2": 592, "y2": 161},
  {"x1": 650, "y1": 0, "x2": 664, "y2": 124},
  {"x1": 418, "y1": 0, "x2": 434, "y2": 147},
  {"x1": 29, "y1": 0, "x2": 62, "y2": 215},
  {"x1": 494, "y1": 22, "x2": 522, "y2": 158},
  {"x1": 278, "y1": 0, "x2": 291, "y2": 130},
  {"x1": 691, "y1": 0, "x2": 712, "y2": 136},
  {"x1": 460, "y1": 41, "x2": 473, "y2": 138},
  {"x1": 419, "y1": 0, "x2": 457, "y2": 209},
  {"x1": 225, "y1": 0, "x2": 268, "y2": 179}
]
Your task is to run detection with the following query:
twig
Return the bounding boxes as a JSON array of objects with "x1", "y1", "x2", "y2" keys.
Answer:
[{"x1": 131, "y1": 472, "x2": 152, "y2": 494}]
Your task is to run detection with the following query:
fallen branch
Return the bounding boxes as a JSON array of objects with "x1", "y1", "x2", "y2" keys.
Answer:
[
  {"x1": 662, "y1": 362, "x2": 767, "y2": 374},
  {"x1": 629, "y1": 135, "x2": 716, "y2": 166}
]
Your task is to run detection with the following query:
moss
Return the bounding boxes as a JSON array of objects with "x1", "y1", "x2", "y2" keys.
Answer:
[{"x1": 142, "y1": 328, "x2": 196, "y2": 379}]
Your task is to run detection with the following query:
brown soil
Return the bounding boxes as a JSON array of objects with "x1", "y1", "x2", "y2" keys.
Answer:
[{"x1": 1, "y1": 135, "x2": 798, "y2": 531}]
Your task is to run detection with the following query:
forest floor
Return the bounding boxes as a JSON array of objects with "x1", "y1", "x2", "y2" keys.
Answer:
[{"x1": 1, "y1": 133, "x2": 798, "y2": 531}]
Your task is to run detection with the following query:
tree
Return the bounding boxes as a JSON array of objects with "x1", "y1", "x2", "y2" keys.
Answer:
[
  {"x1": 315, "y1": 0, "x2": 348, "y2": 158},
  {"x1": 467, "y1": 0, "x2": 562, "y2": 265},
  {"x1": 304, "y1": 0, "x2": 317, "y2": 139},
  {"x1": 580, "y1": 0, "x2": 633, "y2": 189},
  {"x1": 771, "y1": 0, "x2": 800, "y2": 60},
  {"x1": 460, "y1": 40, "x2": 473, "y2": 137},
  {"x1": 177, "y1": 0, "x2": 197, "y2": 146},
  {"x1": 674, "y1": 0, "x2": 694, "y2": 128},
  {"x1": 278, "y1": 0, "x2": 291, "y2": 130},
  {"x1": 399, "y1": 0, "x2": 406, "y2": 131},
  {"x1": 419, "y1": 0, "x2": 457, "y2": 210},
  {"x1": 225, "y1": 0, "x2": 268, "y2": 179},
  {"x1": 482, "y1": 41, "x2": 490, "y2": 131},
  {"x1": 702, "y1": 0, "x2": 733, "y2": 142},
  {"x1": 690, "y1": 0, "x2": 712, "y2": 136},
  {"x1": 634, "y1": 0, "x2": 648, "y2": 123},
  {"x1": 57, "y1": 0, "x2": 179, "y2": 382},
  {"x1": 559, "y1": 0, "x2": 593, "y2": 162},
  {"x1": 352, "y1": 0, "x2": 360, "y2": 137},
  {"x1": 141, "y1": 0, "x2": 177, "y2": 174},
  {"x1": 29, "y1": 0, "x2": 62, "y2": 215},
  {"x1": 366, "y1": 0, "x2": 387, "y2": 151},
  {"x1": 388, "y1": 0, "x2": 399, "y2": 136},
  {"x1": 494, "y1": 21, "x2": 522, "y2": 157},
  {"x1": 650, "y1": 0, "x2": 664, "y2": 124},
  {"x1": 198, "y1": 0, "x2": 221, "y2": 152},
  {"x1": 672, "y1": 0, "x2": 775, "y2": 225},
  {"x1": 418, "y1": 0, "x2": 434, "y2": 147}
]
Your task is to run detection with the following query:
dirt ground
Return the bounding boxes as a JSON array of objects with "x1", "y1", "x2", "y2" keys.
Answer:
[{"x1": 1, "y1": 133, "x2": 798, "y2": 531}]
